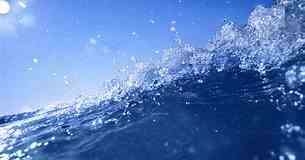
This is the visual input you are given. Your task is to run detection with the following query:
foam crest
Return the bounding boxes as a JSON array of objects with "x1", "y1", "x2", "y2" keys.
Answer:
[{"x1": 91, "y1": 0, "x2": 305, "y2": 107}]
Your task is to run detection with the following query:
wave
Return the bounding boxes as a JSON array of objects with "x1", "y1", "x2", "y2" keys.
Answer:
[{"x1": 1, "y1": 0, "x2": 305, "y2": 159}]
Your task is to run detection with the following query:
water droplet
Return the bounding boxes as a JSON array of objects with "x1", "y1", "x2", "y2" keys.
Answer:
[
  {"x1": 29, "y1": 142, "x2": 40, "y2": 149},
  {"x1": 171, "y1": 20, "x2": 177, "y2": 25},
  {"x1": 18, "y1": 1, "x2": 27, "y2": 9},
  {"x1": 89, "y1": 38, "x2": 97, "y2": 45},
  {"x1": 170, "y1": 26, "x2": 176, "y2": 32},
  {"x1": 131, "y1": 32, "x2": 137, "y2": 36},
  {"x1": 197, "y1": 79, "x2": 203, "y2": 83},
  {"x1": 32, "y1": 58, "x2": 39, "y2": 64},
  {"x1": 149, "y1": 19, "x2": 155, "y2": 24}
]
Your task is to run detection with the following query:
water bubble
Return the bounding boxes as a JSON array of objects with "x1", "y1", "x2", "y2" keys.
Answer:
[{"x1": 298, "y1": 2, "x2": 305, "y2": 10}]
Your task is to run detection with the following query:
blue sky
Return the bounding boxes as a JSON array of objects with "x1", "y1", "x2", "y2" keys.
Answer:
[{"x1": 0, "y1": 0, "x2": 272, "y2": 115}]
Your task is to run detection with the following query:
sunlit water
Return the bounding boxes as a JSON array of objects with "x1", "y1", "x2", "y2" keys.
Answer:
[{"x1": 1, "y1": 0, "x2": 305, "y2": 159}]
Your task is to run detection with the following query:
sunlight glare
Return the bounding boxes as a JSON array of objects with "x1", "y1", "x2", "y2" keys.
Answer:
[{"x1": 0, "y1": 0, "x2": 10, "y2": 15}]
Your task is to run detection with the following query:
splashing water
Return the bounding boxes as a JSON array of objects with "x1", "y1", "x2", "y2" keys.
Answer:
[{"x1": 1, "y1": 0, "x2": 305, "y2": 160}]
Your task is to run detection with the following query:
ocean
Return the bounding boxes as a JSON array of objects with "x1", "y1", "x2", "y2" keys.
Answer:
[{"x1": 1, "y1": 0, "x2": 305, "y2": 159}]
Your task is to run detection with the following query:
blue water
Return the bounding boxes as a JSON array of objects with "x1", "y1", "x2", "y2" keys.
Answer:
[{"x1": 1, "y1": 0, "x2": 305, "y2": 159}]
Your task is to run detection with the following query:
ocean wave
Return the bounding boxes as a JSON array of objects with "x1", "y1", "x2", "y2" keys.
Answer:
[{"x1": 1, "y1": 0, "x2": 305, "y2": 159}]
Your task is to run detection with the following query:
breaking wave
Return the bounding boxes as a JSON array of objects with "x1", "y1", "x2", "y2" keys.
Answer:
[{"x1": 1, "y1": 0, "x2": 305, "y2": 159}]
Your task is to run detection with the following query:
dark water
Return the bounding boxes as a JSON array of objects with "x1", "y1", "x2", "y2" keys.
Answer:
[{"x1": 1, "y1": 0, "x2": 305, "y2": 160}]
